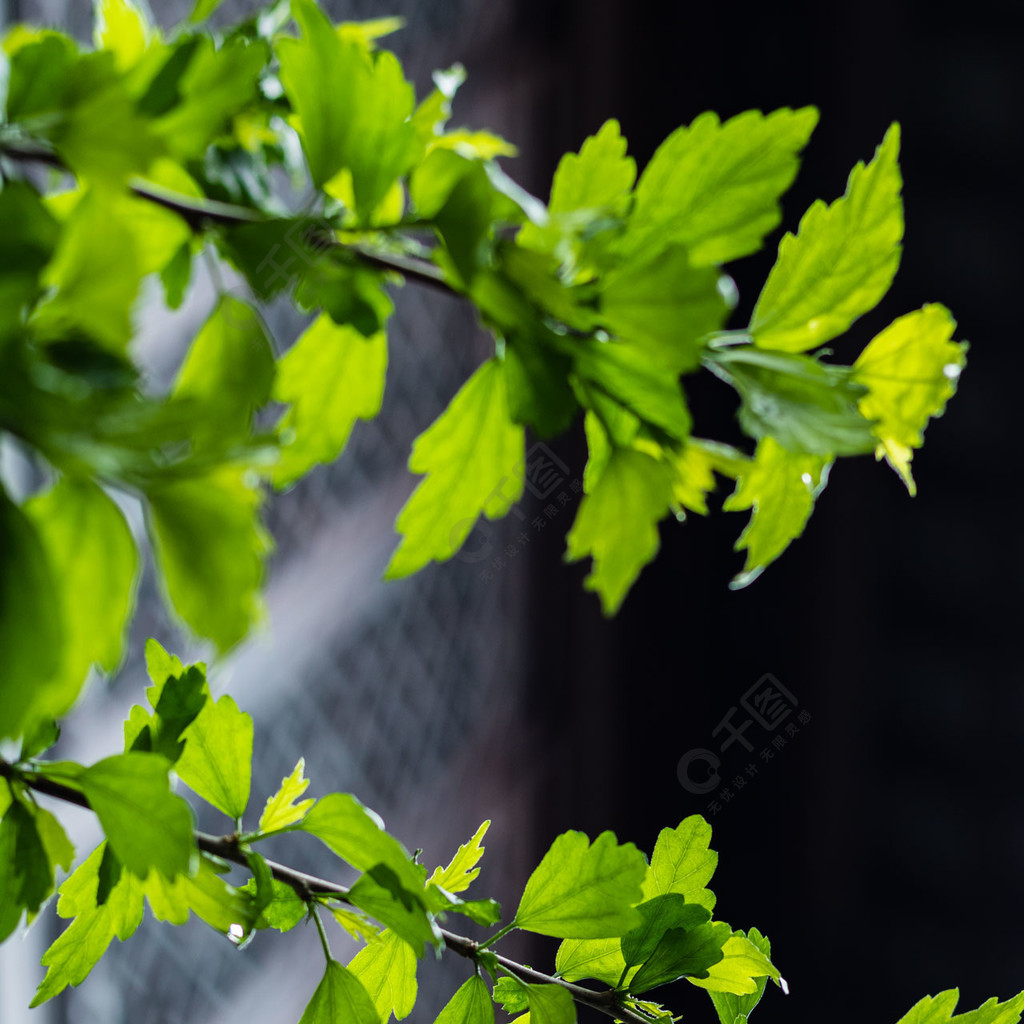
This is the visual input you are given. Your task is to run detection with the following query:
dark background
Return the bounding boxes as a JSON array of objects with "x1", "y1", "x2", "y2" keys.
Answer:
[{"x1": 486, "y1": 2, "x2": 1023, "y2": 1022}]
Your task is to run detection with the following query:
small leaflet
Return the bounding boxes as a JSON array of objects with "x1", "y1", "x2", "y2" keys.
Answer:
[
  {"x1": 853, "y1": 304, "x2": 966, "y2": 495},
  {"x1": 892, "y1": 988, "x2": 1024, "y2": 1024},
  {"x1": 258, "y1": 758, "x2": 315, "y2": 833},
  {"x1": 706, "y1": 928, "x2": 775, "y2": 1024},
  {"x1": 427, "y1": 820, "x2": 489, "y2": 894},
  {"x1": 723, "y1": 438, "x2": 832, "y2": 589},
  {"x1": 686, "y1": 932, "x2": 781, "y2": 996}
]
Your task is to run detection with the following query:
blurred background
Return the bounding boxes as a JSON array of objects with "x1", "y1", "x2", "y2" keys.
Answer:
[{"x1": 1, "y1": 0, "x2": 1021, "y2": 1022}]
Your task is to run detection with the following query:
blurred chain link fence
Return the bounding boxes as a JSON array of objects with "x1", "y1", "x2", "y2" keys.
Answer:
[{"x1": 0, "y1": 1, "x2": 543, "y2": 1020}]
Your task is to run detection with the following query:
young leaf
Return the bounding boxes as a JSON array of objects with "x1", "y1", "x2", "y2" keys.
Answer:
[
  {"x1": 565, "y1": 449, "x2": 674, "y2": 616},
  {"x1": 176, "y1": 694, "x2": 253, "y2": 819},
  {"x1": 242, "y1": 877, "x2": 307, "y2": 933},
  {"x1": 894, "y1": 989, "x2": 1024, "y2": 1024},
  {"x1": 301, "y1": 793, "x2": 425, "y2": 896},
  {"x1": 629, "y1": 921, "x2": 731, "y2": 993},
  {"x1": 258, "y1": 758, "x2": 315, "y2": 833},
  {"x1": 621, "y1": 896, "x2": 711, "y2": 969},
  {"x1": 347, "y1": 930, "x2": 418, "y2": 1022},
  {"x1": 668, "y1": 439, "x2": 749, "y2": 517},
  {"x1": 328, "y1": 905, "x2": 381, "y2": 944},
  {"x1": 272, "y1": 314, "x2": 388, "y2": 488},
  {"x1": 79, "y1": 753, "x2": 195, "y2": 880},
  {"x1": 751, "y1": 124, "x2": 903, "y2": 352},
  {"x1": 435, "y1": 975, "x2": 495, "y2": 1024},
  {"x1": 299, "y1": 960, "x2": 380, "y2": 1024},
  {"x1": 277, "y1": 0, "x2": 421, "y2": 210},
  {"x1": 428, "y1": 820, "x2": 490, "y2": 894},
  {"x1": 514, "y1": 830, "x2": 646, "y2": 938},
  {"x1": 494, "y1": 977, "x2": 531, "y2": 1014},
  {"x1": 642, "y1": 817, "x2": 718, "y2": 911},
  {"x1": 623, "y1": 107, "x2": 819, "y2": 267},
  {"x1": 686, "y1": 933, "x2": 781, "y2": 996},
  {"x1": 853, "y1": 304, "x2": 967, "y2": 494},
  {"x1": 706, "y1": 928, "x2": 775, "y2": 1024},
  {"x1": 145, "y1": 466, "x2": 271, "y2": 652},
  {"x1": 385, "y1": 359, "x2": 525, "y2": 578},
  {"x1": 723, "y1": 438, "x2": 832, "y2": 590},
  {"x1": 94, "y1": 0, "x2": 149, "y2": 71}
]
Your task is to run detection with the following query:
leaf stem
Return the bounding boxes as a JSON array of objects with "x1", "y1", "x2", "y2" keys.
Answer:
[
  {"x1": 477, "y1": 920, "x2": 517, "y2": 949},
  {"x1": 312, "y1": 906, "x2": 333, "y2": 964}
]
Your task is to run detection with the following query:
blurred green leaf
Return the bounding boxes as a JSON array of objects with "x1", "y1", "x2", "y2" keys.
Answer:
[{"x1": 385, "y1": 359, "x2": 524, "y2": 578}]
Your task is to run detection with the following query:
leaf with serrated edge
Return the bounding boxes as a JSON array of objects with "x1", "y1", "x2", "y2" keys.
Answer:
[
  {"x1": 687, "y1": 933, "x2": 781, "y2": 996},
  {"x1": 894, "y1": 989, "x2": 1024, "y2": 1024},
  {"x1": 273, "y1": 314, "x2": 387, "y2": 488},
  {"x1": 348, "y1": 930, "x2": 417, "y2": 1022},
  {"x1": 514, "y1": 830, "x2": 646, "y2": 938},
  {"x1": 525, "y1": 983, "x2": 577, "y2": 1024},
  {"x1": 555, "y1": 936, "x2": 628, "y2": 987},
  {"x1": 385, "y1": 359, "x2": 524, "y2": 578},
  {"x1": 259, "y1": 758, "x2": 315, "y2": 833},
  {"x1": 624, "y1": 108, "x2": 818, "y2": 267},
  {"x1": 629, "y1": 921, "x2": 731, "y2": 994},
  {"x1": 751, "y1": 124, "x2": 902, "y2": 352},
  {"x1": 707, "y1": 928, "x2": 774, "y2": 1024},
  {"x1": 428, "y1": 820, "x2": 489, "y2": 893},
  {"x1": 435, "y1": 975, "x2": 495, "y2": 1024},
  {"x1": 176, "y1": 694, "x2": 253, "y2": 819},
  {"x1": 299, "y1": 960, "x2": 380, "y2": 1024},
  {"x1": 853, "y1": 304, "x2": 966, "y2": 495},
  {"x1": 643, "y1": 816, "x2": 718, "y2": 911},
  {"x1": 565, "y1": 449, "x2": 674, "y2": 616},
  {"x1": 723, "y1": 437, "x2": 831, "y2": 590}
]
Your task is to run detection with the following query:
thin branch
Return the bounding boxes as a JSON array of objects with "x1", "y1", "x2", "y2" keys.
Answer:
[
  {"x1": 1, "y1": 760, "x2": 655, "y2": 1024},
  {"x1": 0, "y1": 138, "x2": 454, "y2": 296}
]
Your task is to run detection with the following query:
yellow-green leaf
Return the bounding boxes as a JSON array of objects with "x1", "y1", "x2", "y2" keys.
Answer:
[
  {"x1": 176, "y1": 695, "x2": 253, "y2": 819},
  {"x1": 427, "y1": 820, "x2": 489, "y2": 894},
  {"x1": 258, "y1": 758, "x2": 315, "y2": 833},
  {"x1": 347, "y1": 930, "x2": 418, "y2": 1022}
]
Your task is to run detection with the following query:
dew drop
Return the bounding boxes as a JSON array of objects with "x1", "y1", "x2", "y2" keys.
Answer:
[
  {"x1": 800, "y1": 472, "x2": 813, "y2": 486},
  {"x1": 228, "y1": 923, "x2": 245, "y2": 944},
  {"x1": 942, "y1": 363, "x2": 961, "y2": 380},
  {"x1": 779, "y1": 976, "x2": 790, "y2": 996}
]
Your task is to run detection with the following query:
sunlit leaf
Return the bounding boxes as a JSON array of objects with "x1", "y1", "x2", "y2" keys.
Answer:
[
  {"x1": 643, "y1": 816, "x2": 717, "y2": 912},
  {"x1": 428, "y1": 820, "x2": 489, "y2": 894},
  {"x1": 258, "y1": 758, "x2": 315, "y2": 833},
  {"x1": 435, "y1": 975, "x2": 495, "y2": 1024},
  {"x1": 686, "y1": 933, "x2": 781, "y2": 996},
  {"x1": 299, "y1": 960, "x2": 380, "y2": 1024},
  {"x1": 176, "y1": 694, "x2": 253, "y2": 819},
  {"x1": 348, "y1": 930, "x2": 418, "y2": 1021}
]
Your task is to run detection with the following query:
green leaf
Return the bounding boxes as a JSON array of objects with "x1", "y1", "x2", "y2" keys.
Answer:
[
  {"x1": 853, "y1": 304, "x2": 967, "y2": 494},
  {"x1": 555, "y1": 936, "x2": 627, "y2": 987},
  {"x1": 434, "y1": 975, "x2": 495, "y2": 1024},
  {"x1": 0, "y1": 801, "x2": 50, "y2": 924},
  {"x1": 146, "y1": 466, "x2": 270, "y2": 652},
  {"x1": 494, "y1": 977, "x2": 531, "y2": 1014},
  {"x1": 524, "y1": 983, "x2": 577, "y2": 1024},
  {"x1": 550, "y1": 118, "x2": 636, "y2": 217},
  {"x1": 686, "y1": 933, "x2": 781, "y2": 996},
  {"x1": 328, "y1": 905, "x2": 382, "y2": 943},
  {"x1": 172, "y1": 296, "x2": 275, "y2": 449},
  {"x1": 706, "y1": 347, "x2": 876, "y2": 456},
  {"x1": 145, "y1": 638, "x2": 184, "y2": 690},
  {"x1": 751, "y1": 124, "x2": 903, "y2": 352},
  {"x1": 514, "y1": 830, "x2": 646, "y2": 939},
  {"x1": 623, "y1": 108, "x2": 818, "y2": 267},
  {"x1": 642, "y1": 817, "x2": 717, "y2": 912},
  {"x1": 258, "y1": 758, "x2": 315, "y2": 833},
  {"x1": 0, "y1": 181, "x2": 59, "y2": 342},
  {"x1": 348, "y1": 930, "x2": 418, "y2": 1021},
  {"x1": 622, "y1": 895, "x2": 711, "y2": 969},
  {"x1": 176, "y1": 694, "x2": 253, "y2": 819},
  {"x1": 0, "y1": 487, "x2": 63, "y2": 741},
  {"x1": 347, "y1": 867, "x2": 441, "y2": 954},
  {"x1": 599, "y1": 245, "x2": 729, "y2": 372},
  {"x1": 385, "y1": 359, "x2": 525, "y2": 578},
  {"x1": 894, "y1": 990, "x2": 1024, "y2": 1024},
  {"x1": 190, "y1": 0, "x2": 223, "y2": 21},
  {"x1": 667, "y1": 439, "x2": 749, "y2": 518},
  {"x1": 629, "y1": 921, "x2": 730, "y2": 994},
  {"x1": 723, "y1": 437, "x2": 831, "y2": 588},
  {"x1": 278, "y1": 0, "x2": 421, "y2": 209},
  {"x1": 79, "y1": 753, "x2": 195, "y2": 880},
  {"x1": 34, "y1": 190, "x2": 143, "y2": 351},
  {"x1": 564, "y1": 449, "x2": 674, "y2": 616},
  {"x1": 706, "y1": 928, "x2": 774, "y2": 1024},
  {"x1": 94, "y1": 0, "x2": 150, "y2": 70},
  {"x1": 301, "y1": 793, "x2": 425, "y2": 896},
  {"x1": 299, "y1": 960, "x2": 380, "y2": 1024},
  {"x1": 128, "y1": 664, "x2": 207, "y2": 760},
  {"x1": 31, "y1": 843, "x2": 145, "y2": 1006},
  {"x1": 272, "y1": 313, "x2": 388, "y2": 488},
  {"x1": 0, "y1": 810, "x2": 24, "y2": 942},
  {"x1": 428, "y1": 820, "x2": 489, "y2": 893},
  {"x1": 241, "y1": 877, "x2": 307, "y2": 932},
  {"x1": 25, "y1": 478, "x2": 139, "y2": 719}
]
